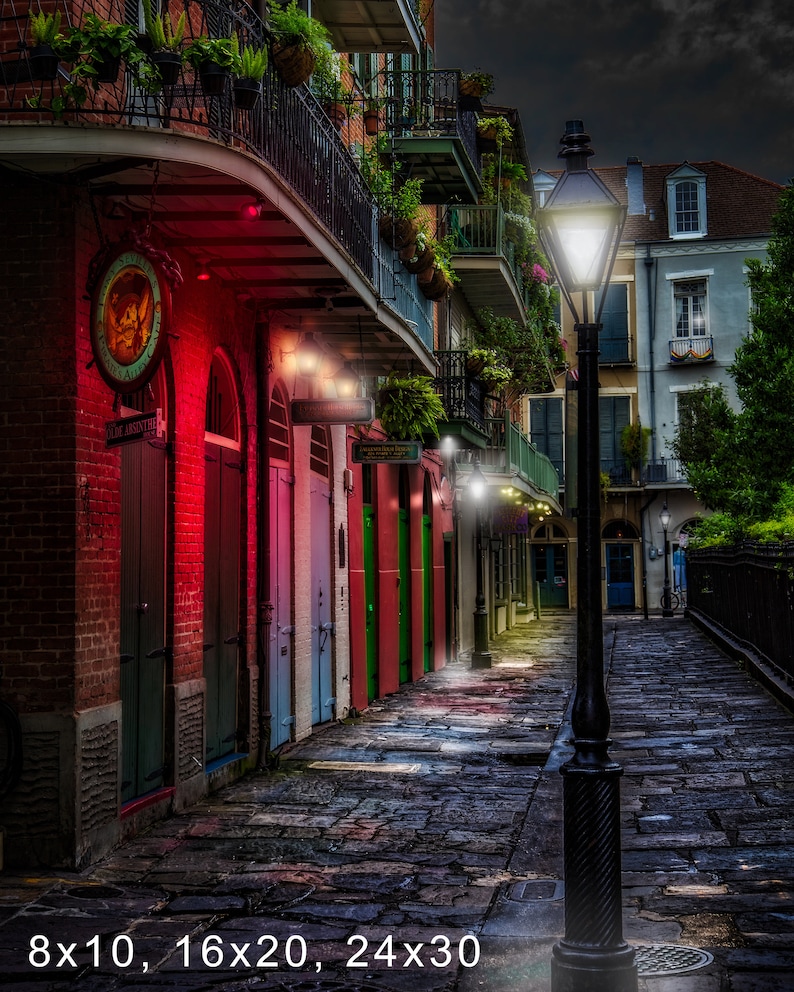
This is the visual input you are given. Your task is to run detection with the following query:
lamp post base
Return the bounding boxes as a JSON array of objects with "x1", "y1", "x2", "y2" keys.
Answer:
[
  {"x1": 551, "y1": 943, "x2": 638, "y2": 992},
  {"x1": 471, "y1": 649, "x2": 492, "y2": 669}
]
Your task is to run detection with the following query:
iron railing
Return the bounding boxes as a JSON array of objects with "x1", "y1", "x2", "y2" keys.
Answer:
[
  {"x1": 384, "y1": 67, "x2": 479, "y2": 171},
  {"x1": 447, "y1": 202, "x2": 526, "y2": 297},
  {"x1": 0, "y1": 0, "x2": 433, "y2": 340},
  {"x1": 434, "y1": 350, "x2": 487, "y2": 434},
  {"x1": 482, "y1": 414, "x2": 560, "y2": 500},
  {"x1": 687, "y1": 542, "x2": 794, "y2": 685}
]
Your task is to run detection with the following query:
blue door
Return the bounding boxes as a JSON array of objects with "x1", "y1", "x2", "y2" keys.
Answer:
[{"x1": 606, "y1": 543, "x2": 634, "y2": 609}]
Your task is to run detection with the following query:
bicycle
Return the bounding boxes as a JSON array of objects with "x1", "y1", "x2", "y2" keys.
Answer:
[{"x1": 659, "y1": 590, "x2": 682, "y2": 613}]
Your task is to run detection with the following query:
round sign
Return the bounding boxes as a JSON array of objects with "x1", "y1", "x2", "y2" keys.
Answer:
[{"x1": 91, "y1": 249, "x2": 170, "y2": 392}]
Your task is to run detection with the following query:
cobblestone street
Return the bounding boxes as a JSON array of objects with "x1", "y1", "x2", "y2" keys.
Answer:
[{"x1": 1, "y1": 612, "x2": 793, "y2": 991}]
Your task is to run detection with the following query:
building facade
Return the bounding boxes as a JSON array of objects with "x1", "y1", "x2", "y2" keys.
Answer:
[{"x1": 529, "y1": 158, "x2": 782, "y2": 614}]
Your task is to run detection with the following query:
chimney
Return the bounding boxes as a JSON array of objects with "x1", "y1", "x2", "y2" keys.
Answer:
[{"x1": 626, "y1": 156, "x2": 645, "y2": 216}]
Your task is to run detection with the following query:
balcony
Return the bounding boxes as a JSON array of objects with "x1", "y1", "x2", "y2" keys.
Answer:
[
  {"x1": 669, "y1": 336, "x2": 714, "y2": 364},
  {"x1": 385, "y1": 69, "x2": 482, "y2": 204},
  {"x1": 0, "y1": 0, "x2": 434, "y2": 375},
  {"x1": 642, "y1": 458, "x2": 688, "y2": 486},
  {"x1": 447, "y1": 204, "x2": 527, "y2": 324},
  {"x1": 311, "y1": 0, "x2": 423, "y2": 54},
  {"x1": 434, "y1": 350, "x2": 490, "y2": 448}
]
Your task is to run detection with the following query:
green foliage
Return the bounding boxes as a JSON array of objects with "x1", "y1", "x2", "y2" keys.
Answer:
[
  {"x1": 57, "y1": 15, "x2": 145, "y2": 87},
  {"x1": 467, "y1": 305, "x2": 559, "y2": 397},
  {"x1": 28, "y1": 9, "x2": 62, "y2": 46},
  {"x1": 360, "y1": 137, "x2": 423, "y2": 220},
  {"x1": 236, "y1": 42, "x2": 268, "y2": 81},
  {"x1": 183, "y1": 35, "x2": 238, "y2": 70},
  {"x1": 460, "y1": 70, "x2": 494, "y2": 97},
  {"x1": 377, "y1": 372, "x2": 446, "y2": 440},
  {"x1": 269, "y1": 0, "x2": 331, "y2": 53},
  {"x1": 477, "y1": 115, "x2": 512, "y2": 146},
  {"x1": 620, "y1": 422, "x2": 652, "y2": 470},
  {"x1": 142, "y1": 0, "x2": 185, "y2": 51}
]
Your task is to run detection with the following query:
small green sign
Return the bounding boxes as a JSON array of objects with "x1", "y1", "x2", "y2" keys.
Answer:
[{"x1": 352, "y1": 441, "x2": 423, "y2": 464}]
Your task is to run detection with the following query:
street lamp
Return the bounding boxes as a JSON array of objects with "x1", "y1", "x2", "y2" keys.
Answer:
[
  {"x1": 469, "y1": 459, "x2": 492, "y2": 669},
  {"x1": 659, "y1": 502, "x2": 673, "y2": 617},
  {"x1": 538, "y1": 121, "x2": 636, "y2": 992}
]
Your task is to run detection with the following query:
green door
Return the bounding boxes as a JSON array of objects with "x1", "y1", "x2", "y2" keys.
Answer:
[
  {"x1": 362, "y1": 505, "x2": 378, "y2": 701},
  {"x1": 203, "y1": 441, "x2": 241, "y2": 766},
  {"x1": 120, "y1": 439, "x2": 166, "y2": 804},
  {"x1": 422, "y1": 514, "x2": 433, "y2": 672},
  {"x1": 532, "y1": 544, "x2": 569, "y2": 608},
  {"x1": 398, "y1": 506, "x2": 411, "y2": 683}
]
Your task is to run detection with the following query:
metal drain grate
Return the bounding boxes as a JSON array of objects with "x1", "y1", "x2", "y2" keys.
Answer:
[{"x1": 633, "y1": 943, "x2": 713, "y2": 976}]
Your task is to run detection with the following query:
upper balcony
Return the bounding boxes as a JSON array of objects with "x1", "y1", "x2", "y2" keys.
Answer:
[
  {"x1": 0, "y1": 0, "x2": 435, "y2": 375},
  {"x1": 446, "y1": 203, "x2": 527, "y2": 324},
  {"x1": 311, "y1": 0, "x2": 423, "y2": 54},
  {"x1": 384, "y1": 69, "x2": 482, "y2": 204},
  {"x1": 434, "y1": 350, "x2": 490, "y2": 449},
  {"x1": 669, "y1": 336, "x2": 714, "y2": 364}
]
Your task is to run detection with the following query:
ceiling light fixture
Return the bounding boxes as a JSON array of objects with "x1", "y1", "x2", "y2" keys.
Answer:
[{"x1": 240, "y1": 198, "x2": 265, "y2": 221}]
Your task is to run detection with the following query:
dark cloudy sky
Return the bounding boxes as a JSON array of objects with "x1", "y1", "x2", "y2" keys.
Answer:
[{"x1": 434, "y1": 0, "x2": 793, "y2": 185}]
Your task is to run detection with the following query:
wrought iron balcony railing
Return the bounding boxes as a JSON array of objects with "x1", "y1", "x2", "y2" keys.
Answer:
[
  {"x1": 434, "y1": 350, "x2": 488, "y2": 438},
  {"x1": 483, "y1": 414, "x2": 560, "y2": 501},
  {"x1": 447, "y1": 202, "x2": 526, "y2": 289}
]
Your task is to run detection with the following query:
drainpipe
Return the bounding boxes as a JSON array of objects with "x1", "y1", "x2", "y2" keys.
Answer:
[
  {"x1": 644, "y1": 243, "x2": 657, "y2": 464},
  {"x1": 638, "y1": 492, "x2": 661, "y2": 619},
  {"x1": 256, "y1": 312, "x2": 273, "y2": 768}
]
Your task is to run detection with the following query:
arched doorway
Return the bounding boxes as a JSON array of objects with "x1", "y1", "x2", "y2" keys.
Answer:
[
  {"x1": 531, "y1": 523, "x2": 569, "y2": 608},
  {"x1": 269, "y1": 384, "x2": 294, "y2": 747},
  {"x1": 119, "y1": 367, "x2": 167, "y2": 804},
  {"x1": 604, "y1": 520, "x2": 639, "y2": 610},
  {"x1": 310, "y1": 425, "x2": 334, "y2": 725},
  {"x1": 203, "y1": 353, "x2": 242, "y2": 766}
]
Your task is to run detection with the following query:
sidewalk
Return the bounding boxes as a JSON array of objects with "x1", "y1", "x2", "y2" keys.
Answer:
[{"x1": 1, "y1": 612, "x2": 793, "y2": 991}]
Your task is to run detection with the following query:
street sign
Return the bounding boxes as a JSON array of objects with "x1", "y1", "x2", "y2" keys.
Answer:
[
  {"x1": 352, "y1": 441, "x2": 423, "y2": 464},
  {"x1": 291, "y1": 398, "x2": 375, "y2": 425},
  {"x1": 105, "y1": 409, "x2": 164, "y2": 448}
]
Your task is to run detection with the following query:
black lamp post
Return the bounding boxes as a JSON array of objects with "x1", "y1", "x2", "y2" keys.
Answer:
[
  {"x1": 659, "y1": 502, "x2": 673, "y2": 617},
  {"x1": 469, "y1": 460, "x2": 492, "y2": 669},
  {"x1": 538, "y1": 121, "x2": 636, "y2": 992}
]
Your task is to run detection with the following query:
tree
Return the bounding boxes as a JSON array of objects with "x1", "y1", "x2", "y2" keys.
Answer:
[
  {"x1": 730, "y1": 181, "x2": 794, "y2": 516},
  {"x1": 672, "y1": 182, "x2": 792, "y2": 525}
]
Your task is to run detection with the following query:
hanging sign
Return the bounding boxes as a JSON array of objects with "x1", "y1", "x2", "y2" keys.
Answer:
[
  {"x1": 291, "y1": 398, "x2": 375, "y2": 425},
  {"x1": 352, "y1": 441, "x2": 423, "y2": 464},
  {"x1": 90, "y1": 246, "x2": 171, "y2": 392},
  {"x1": 493, "y1": 504, "x2": 529, "y2": 534},
  {"x1": 105, "y1": 409, "x2": 164, "y2": 448}
]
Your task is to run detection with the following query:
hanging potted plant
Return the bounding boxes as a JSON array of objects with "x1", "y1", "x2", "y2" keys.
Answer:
[
  {"x1": 184, "y1": 35, "x2": 237, "y2": 96},
  {"x1": 363, "y1": 96, "x2": 383, "y2": 136},
  {"x1": 232, "y1": 42, "x2": 267, "y2": 109},
  {"x1": 59, "y1": 15, "x2": 145, "y2": 87},
  {"x1": 402, "y1": 228, "x2": 435, "y2": 275},
  {"x1": 27, "y1": 9, "x2": 63, "y2": 81},
  {"x1": 458, "y1": 69, "x2": 493, "y2": 109},
  {"x1": 377, "y1": 372, "x2": 447, "y2": 441},
  {"x1": 476, "y1": 115, "x2": 513, "y2": 152},
  {"x1": 311, "y1": 47, "x2": 351, "y2": 130},
  {"x1": 418, "y1": 234, "x2": 458, "y2": 301},
  {"x1": 142, "y1": 0, "x2": 185, "y2": 86},
  {"x1": 269, "y1": 0, "x2": 330, "y2": 88}
]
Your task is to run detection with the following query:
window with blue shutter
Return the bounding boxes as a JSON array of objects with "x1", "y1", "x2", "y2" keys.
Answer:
[{"x1": 597, "y1": 283, "x2": 630, "y2": 363}]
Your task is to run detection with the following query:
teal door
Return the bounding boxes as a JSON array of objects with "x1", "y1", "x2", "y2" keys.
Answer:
[
  {"x1": 120, "y1": 438, "x2": 166, "y2": 804},
  {"x1": 203, "y1": 441, "x2": 241, "y2": 766},
  {"x1": 606, "y1": 544, "x2": 634, "y2": 609},
  {"x1": 310, "y1": 484, "x2": 333, "y2": 724},
  {"x1": 532, "y1": 544, "x2": 568, "y2": 608},
  {"x1": 269, "y1": 466, "x2": 293, "y2": 747}
]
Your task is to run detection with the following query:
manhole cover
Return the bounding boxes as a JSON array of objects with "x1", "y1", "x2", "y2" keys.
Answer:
[{"x1": 633, "y1": 943, "x2": 713, "y2": 976}]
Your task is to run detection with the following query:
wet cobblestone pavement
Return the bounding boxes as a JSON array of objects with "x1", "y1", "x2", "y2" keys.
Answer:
[{"x1": 1, "y1": 613, "x2": 793, "y2": 991}]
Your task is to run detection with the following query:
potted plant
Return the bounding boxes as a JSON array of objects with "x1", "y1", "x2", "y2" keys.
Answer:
[
  {"x1": 476, "y1": 115, "x2": 513, "y2": 151},
  {"x1": 142, "y1": 0, "x2": 185, "y2": 86},
  {"x1": 363, "y1": 96, "x2": 383, "y2": 136},
  {"x1": 311, "y1": 47, "x2": 351, "y2": 130},
  {"x1": 418, "y1": 234, "x2": 458, "y2": 301},
  {"x1": 377, "y1": 372, "x2": 446, "y2": 441},
  {"x1": 402, "y1": 228, "x2": 435, "y2": 275},
  {"x1": 458, "y1": 69, "x2": 493, "y2": 108},
  {"x1": 27, "y1": 9, "x2": 63, "y2": 80},
  {"x1": 59, "y1": 14, "x2": 145, "y2": 87},
  {"x1": 232, "y1": 41, "x2": 267, "y2": 109},
  {"x1": 184, "y1": 35, "x2": 237, "y2": 96},
  {"x1": 269, "y1": 0, "x2": 331, "y2": 88}
]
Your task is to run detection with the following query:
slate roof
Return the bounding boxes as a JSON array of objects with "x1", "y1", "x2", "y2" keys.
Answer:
[{"x1": 541, "y1": 161, "x2": 784, "y2": 244}]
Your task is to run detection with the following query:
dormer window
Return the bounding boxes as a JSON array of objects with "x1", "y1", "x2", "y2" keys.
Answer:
[{"x1": 665, "y1": 164, "x2": 707, "y2": 239}]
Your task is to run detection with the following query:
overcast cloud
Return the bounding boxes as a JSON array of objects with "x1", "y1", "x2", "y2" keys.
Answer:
[{"x1": 434, "y1": 0, "x2": 793, "y2": 184}]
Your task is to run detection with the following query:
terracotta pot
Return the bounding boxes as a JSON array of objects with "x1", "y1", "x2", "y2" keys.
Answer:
[
  {"x1": 416, "y1": 261, "x2": 437, "y2": 285},
  {"x1": 325, "y1": 100, "x2": 347, "y2": 130},
  {"x1": 420, "y1": 268, "x2": 452, "y2": 301},
  {"x1": 272, "y1": 40, "x2": 315, "y2": 87},
  {"x1": 363, "y1": 108, "x2": 379, "y2": 136},
  {"x1": 378, "y1": 215, "x2": 419, "y2": 251}
]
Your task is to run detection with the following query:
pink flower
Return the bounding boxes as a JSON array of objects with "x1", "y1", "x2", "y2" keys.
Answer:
[{"x1": 532, "y1": 263, "x2": 549, "y2": 284}]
